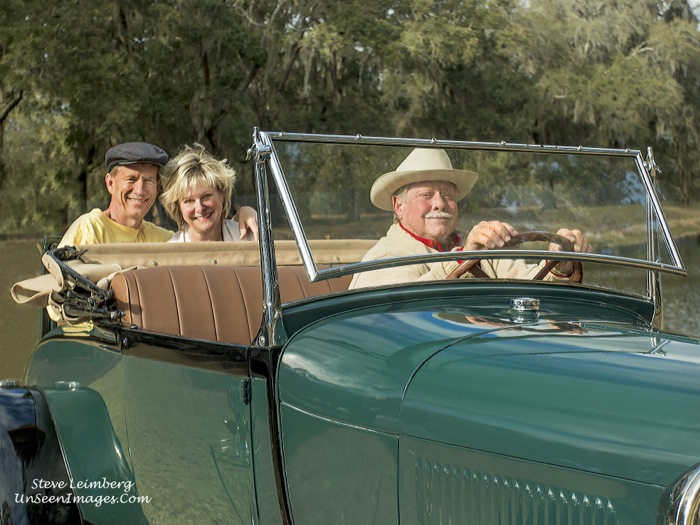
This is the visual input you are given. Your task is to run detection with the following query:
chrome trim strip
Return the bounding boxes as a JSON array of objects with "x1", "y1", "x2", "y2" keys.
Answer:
[
  {"x1": 310, "y1": 250, "x2": 687, "y2": 282},
  {"x1": 250, "y1": 129, "x2": 296, "y2": 525},
  {"x1": 266, "y1": 131, "x2": 643, "y2": 157},
  {"x1": 259, "y1": 132, "x2": 320, "y2": 282},
  {"x1": 644, "y1": 148, "x2": 664, "y2": 326},
  {"x1": 635, "y1": 150, "x2": 684, "y2": 269},
  {"x1": 252, "y1": 129, "x2": 286, "y2": 346}
]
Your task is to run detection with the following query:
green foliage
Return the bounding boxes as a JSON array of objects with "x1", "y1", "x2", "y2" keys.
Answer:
[{"x1": 1, "y1": 0, "x2": 700, "y2": 233}]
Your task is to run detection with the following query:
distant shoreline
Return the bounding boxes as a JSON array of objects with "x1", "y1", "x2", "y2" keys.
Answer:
[
  {"x1": 1, "y1": 204, "x2": 699, "y2": 247},
  {"x1": 0, "y1": 233, "x2": 45, "y2": 241}
]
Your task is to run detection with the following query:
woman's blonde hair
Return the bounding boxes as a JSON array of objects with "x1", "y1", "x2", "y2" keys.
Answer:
[{"x1": 160, "y1": 143, "x2": 237, "y2": 229}]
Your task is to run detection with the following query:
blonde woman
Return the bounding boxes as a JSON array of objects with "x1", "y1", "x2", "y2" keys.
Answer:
[{"x1": 160, "y1": 144, "x2": 257, "y2": 242}]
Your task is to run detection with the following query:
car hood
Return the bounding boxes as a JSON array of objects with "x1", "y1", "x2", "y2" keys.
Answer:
[
  {"x1": 400, "y1": 319, "x2": 700, "y2": 486},
  {"x1": 279, "y1": 295, "x2": 700, "y2": 485}
]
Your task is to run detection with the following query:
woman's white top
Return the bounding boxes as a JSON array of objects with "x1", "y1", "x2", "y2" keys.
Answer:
[{"x1": 168, "y1": 219, "x2": 245, "y2": 242}]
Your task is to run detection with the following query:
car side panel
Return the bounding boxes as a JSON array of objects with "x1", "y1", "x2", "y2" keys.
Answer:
[
  {"x1": 25, "y1": 328, "x2": 259, "y2": 525},
  {"x1": 280, "y1": 403, "x2": 398, "y2": 524},
  {"x1": 121, "y1": 345, "x2": 255, "y2": 525},
  {"x1": 250, "y1": 378, "x2": 284, "y2": 525},
  {"x1": 278, "y1": 298, "x2": 501, "y2": 523},
  {"x1": 399, "y1": 435, "x2": 660, "y2": 525}
]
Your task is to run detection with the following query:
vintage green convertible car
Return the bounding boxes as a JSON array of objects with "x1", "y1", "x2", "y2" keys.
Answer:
[{"x1": 4, "y1": 130, "x2": 700, "y2": 525}]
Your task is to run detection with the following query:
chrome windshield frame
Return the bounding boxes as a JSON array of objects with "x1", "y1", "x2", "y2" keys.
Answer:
[{"x1": 254, "y1": 130, "x2": 687, "y2": 289}]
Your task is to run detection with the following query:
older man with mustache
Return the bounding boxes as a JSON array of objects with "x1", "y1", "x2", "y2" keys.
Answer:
[{"x1": 349, "y1": 148, "x2": 591, "y2": 289}]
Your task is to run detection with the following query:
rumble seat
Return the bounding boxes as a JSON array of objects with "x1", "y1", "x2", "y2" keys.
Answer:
[{"x1": 110, "y1": 265, "x2": 352, "y2": 345}]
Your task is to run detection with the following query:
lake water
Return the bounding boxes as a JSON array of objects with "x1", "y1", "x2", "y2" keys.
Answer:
[
  {"x1": 655, "y1": 234, "x2": 700, "y2": 336},
  {"x1": 553, "y1": 234, "x2": 700, "y2": 337}
]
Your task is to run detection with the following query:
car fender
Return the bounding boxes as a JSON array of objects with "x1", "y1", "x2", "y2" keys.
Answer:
[
  {"x1": 0, "y1": 381, "x2": 150, "y2": 525},
  {"x1": 0, "y1": 382, "x2": 83, "y2": 524}
]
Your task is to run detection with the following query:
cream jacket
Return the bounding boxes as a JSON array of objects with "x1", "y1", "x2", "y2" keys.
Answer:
[{"x1": 349, "y1": 223, "x2": 563, "y2": 289}]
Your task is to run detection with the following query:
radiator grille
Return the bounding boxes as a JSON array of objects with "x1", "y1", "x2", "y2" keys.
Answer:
[{"x1": 414, "y1": 457, "x2": 617, "y2": 525}]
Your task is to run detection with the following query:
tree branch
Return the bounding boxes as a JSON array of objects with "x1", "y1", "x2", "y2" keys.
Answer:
[{"x1": 0, "y1": 90, "x2": 23, "y2": 123}]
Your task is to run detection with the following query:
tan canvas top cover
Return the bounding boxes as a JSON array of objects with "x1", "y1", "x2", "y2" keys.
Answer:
[{"x1": 11, "y1": 239, "x2": 374, "y2": 310}]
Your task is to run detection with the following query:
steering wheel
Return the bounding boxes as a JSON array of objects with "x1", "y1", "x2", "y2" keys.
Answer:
[{"x1": 446, "y1": 231, "x2": 583, "y2": 281}]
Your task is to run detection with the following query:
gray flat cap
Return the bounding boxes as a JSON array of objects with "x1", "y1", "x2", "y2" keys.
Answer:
[{"x1": 105, "y1": 142, "x2": 169, "y2": 172}]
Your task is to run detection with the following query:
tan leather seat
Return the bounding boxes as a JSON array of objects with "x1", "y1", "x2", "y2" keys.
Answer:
[{"x1": 110, "y1": 265, "x2": 351, "y2": 345}]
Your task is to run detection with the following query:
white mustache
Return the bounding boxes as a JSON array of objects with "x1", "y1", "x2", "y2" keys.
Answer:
[{"x1": 425, "y1": 212, "x2": 454, "y2": 219}]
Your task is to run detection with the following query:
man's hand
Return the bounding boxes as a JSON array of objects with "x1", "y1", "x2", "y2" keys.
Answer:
[
  {"x1": 465, "y1": 221, "x2": 519, "y2": 251},
  {"x1": 235, "y1": 206, "x2": 260, "y2": 241},
  {"x1": 548, "y1": 228, "x2": 591, "y2": 276}
]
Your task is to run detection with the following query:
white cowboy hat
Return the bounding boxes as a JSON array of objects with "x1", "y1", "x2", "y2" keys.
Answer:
[{"x1": 369, "y1": 148, "x2": 478, "y2": 211}]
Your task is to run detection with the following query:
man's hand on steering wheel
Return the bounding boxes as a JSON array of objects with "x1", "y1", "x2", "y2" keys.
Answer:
[
  {"x1": 449, "y1": 222, "x2": 592, "y2": 281},
  {"x1": 548, "y1": 228, "x2": 592, "y2": 277},
  {"x1": 464, "y1": 221, "x2": 519, "y2": 251}
]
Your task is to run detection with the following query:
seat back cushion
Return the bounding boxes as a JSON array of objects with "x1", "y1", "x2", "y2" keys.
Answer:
[{"x1": 110, "y1": 265, "x2": 351, "y2": 345}]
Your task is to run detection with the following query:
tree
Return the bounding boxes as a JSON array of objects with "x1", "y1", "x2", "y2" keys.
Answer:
[
  {"x1": 0, "y1": 0, "x2": 26, "y2": 190},
  {"x1": 381, "y1": 0, "x2": 532, "y2": 140},
  {"x1": 507, "y1": 0, "x2": 700, "y2": 202},
  {"x1": 3, "y1": 1, "x2": 168, "y2": 221},
  {"x1": 3, "y1": 0, "x2": 700, "y2": 235}
]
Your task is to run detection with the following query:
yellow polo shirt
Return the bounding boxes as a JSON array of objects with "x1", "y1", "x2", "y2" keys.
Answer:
[{"x1": 59, "y1": 208, "x2": 173, "y2": 246}]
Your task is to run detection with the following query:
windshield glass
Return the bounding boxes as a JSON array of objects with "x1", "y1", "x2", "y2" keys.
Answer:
[{"x1": 260, "y1": 133, "x2": 684, "y2": 296}]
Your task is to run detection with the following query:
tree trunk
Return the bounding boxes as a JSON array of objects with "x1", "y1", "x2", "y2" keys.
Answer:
[
  {"x1": 541, "y1": 176, "x2": 557, "y2": 210},
  {"x1": 0, "y1": 90, "x2": 23, "y2": 189}
]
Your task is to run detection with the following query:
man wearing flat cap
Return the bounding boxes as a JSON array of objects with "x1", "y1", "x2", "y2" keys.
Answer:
[
  {"x1": 349, "y1": 148, "x2": 591, "y2": 289},
  {"x1": 59, "y1": 142, "x2": 257, "y2": 246}
]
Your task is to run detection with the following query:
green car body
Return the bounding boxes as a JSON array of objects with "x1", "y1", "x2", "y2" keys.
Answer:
[{"x1": 4, "y1": 131, "x2": 700, "y2": 524}]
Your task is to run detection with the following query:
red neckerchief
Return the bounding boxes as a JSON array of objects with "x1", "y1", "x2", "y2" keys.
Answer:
[{"x1": 399, "y1": 222, "x2": 461, "y2": 252}]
